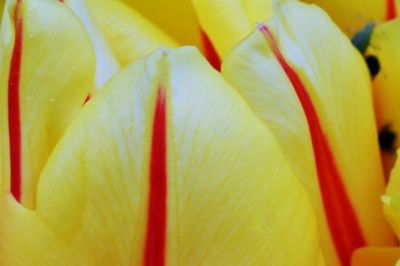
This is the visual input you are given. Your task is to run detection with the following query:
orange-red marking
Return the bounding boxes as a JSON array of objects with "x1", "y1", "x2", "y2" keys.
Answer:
[
  {"x1": 201, "y1": 30, "x2": 221, "y2": 71},
  {"x1": 386, "y1": 0, "x2": 397, "y2": 20},
  {"x1": 8, "y1": 0, "x2": 23, "y2": 202},
  {"x1": 83, "y1": 94, "x2": 91, "y2": 105},
  {"x1": 144, "y1": 88, "x2": 167, "y2": 266},
  {"x1": 259, "y1": 24, "x2": 366, "y2": 265}
]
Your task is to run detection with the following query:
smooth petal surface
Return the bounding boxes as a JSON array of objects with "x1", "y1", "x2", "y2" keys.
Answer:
[
  {"x1": 367, "y1": 19, "x2": 400, "y2": 175},
  {"x1": 122, "y1": 0, "x2": 201, "y2": 47},
  {"x1": 65, "y1": 0, "x2": 120, "y2": 90},
  {"x1": 86, "y1": 0, "x2": 178, "y2": 67},
  {"x1": 0, "y1": 0, "x2": 95, "y2": 208},
  {"x1": 351, "y1": 247, "x2": 400, "y2": 266},
  {"x1": 223, "y1": 1, "x2": 395, "y2": 265},
  {"x1": 0, "y1": 0, "x2": 4, "y2": 22},
  {"x1": 192, "y1": 0, "x2": 273, "y2": 58},
  {"x1": 304, "y1": 0, "x2": 390, "y2": 36},
  {"x1": 383, "y1": 150, "x2": 400, "y2": 239},
  {"x1": 0, "y1": 47, "x2": 323, "y2": 265}
]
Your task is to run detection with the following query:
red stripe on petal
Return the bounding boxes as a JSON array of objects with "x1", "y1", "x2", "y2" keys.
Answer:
[
  {"x1": 201, "y1": 30, "x2": 221, "y2": 71},
  {"x1": 259, "y1": 24, "x2": 366, "y2": 265},
  {"x1": 144, "y1": 88, "x2": 167, "y2": 266},
  {"x1": 8, "y1": 0, "x2": 24, "y2": 202},
  {"x1": 386, "y1": 0, "x2": 397, "y2": 20},
  {"x1": 83, "y1": 94, "x2": 91, "y2": 105}
]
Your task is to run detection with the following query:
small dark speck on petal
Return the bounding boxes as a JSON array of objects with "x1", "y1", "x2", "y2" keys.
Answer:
[
  {"x1": 365, "y1": 55, "x2": 380, "y2": 78},
  {"x1": 379, "y1": 125, "x2": 397, "y2": 153}
]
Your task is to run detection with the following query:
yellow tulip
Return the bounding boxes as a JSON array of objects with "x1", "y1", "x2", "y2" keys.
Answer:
[
  {"x1": 222, "y1": 0, "x2": 395, "y2": 265},
  {"x1": 0, "y1": 7, "x2": 324, "y2": 264},
  {"x1": 0, "y1": 0, "x2": 96, "y2": 208},
  {"x1": 193, "y1": 0, "x2": 400, "y2": 179},
  {"x1": 2, "y1": 0, "x2": 400, "y2": 265},
  {"x1": 0, "y1": 0, "x2": 176, "y2": 209},
  {"x1": 0, "y1": 0, "x2": 325, "y2": 264},
  {"x1": 301, "y1": 1, "x2": 400, "y2": 178}
]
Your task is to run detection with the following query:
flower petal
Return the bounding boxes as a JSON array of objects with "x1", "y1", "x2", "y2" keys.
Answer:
[
  {"x1": 366, "y1": 18, "x2": 400, "y2": 175},
  {"x1": 0, "y1": 0, "x2": 95, "y2": 208},
  {"x1": 192, "y1": 0, "x2": 273, "y2": 58},
  {"x1": 86, "y1": 0, "x2": 178, "y2": 67},
  {"x1": 65, "y1": 0, "x2": 120, "y2": 90},
  {"x1": 0, "y1": 47, "x2": 323, "y2": 265},
  {"x1": 351, "y1": 247, "x2": 400, "y2": 266},
  {"x1": 304, "y1": 0, "x2": 388, "y2": 36},
  {"x1": 222, "y1": 0, "x2": 395, "y2": 264},
  {"x1": 0, "y1": 0, "x2": 5, "y2": 21},
  {"x1": 122, "y1": 0, "x2": 201, "y2": 47},
  {"x1": 383, "y1": 150, "x2": 400, "y2": 239}
]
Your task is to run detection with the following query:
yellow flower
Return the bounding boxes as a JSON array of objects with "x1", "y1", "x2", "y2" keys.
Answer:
[
  {"x1": 305, "y1": 0, "x2": 400, "y2": 178},
  {"x1": 1, "y1": 0, "x2": 400, "y2": 265},
  {"x1": 222, "y1": 1, "x2": 396, "y2": 264},
  {"x1": 0, "y1": 0, "x2": 322, "y2": 265}
]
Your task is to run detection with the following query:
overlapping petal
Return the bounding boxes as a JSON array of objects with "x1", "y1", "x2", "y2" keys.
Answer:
[
  {"x1": 0, "y1": 0, "x2": 95, "y2": 208},
  {"x1": 383, "y1": 150, "x2": 400, "y2": 239},
  {"x1": 65, "y1": 0, "x2": 120, "y2": 90},
  {"x1": 192, "y1": 0, "x2": 273, "y2": 58},
  {"x1": 366, "y1": 18, "x2": 400, "y2": 175},
  {"x1": 0, "y1": 47, "x2": 323, "y2": 265},
  {"x1": 122, "y1": 0, "x2": 201, "y2": 47},
  {"x1": 304, "y1": 0, "x2": 391, "y2": 36},
  {"x1": 222, "y1": 0, "x2": 395, "y2": 265},
  {"x1": 351, "y1": 247, "x2": 400, "y2": 266},
  {"x1": 86, "y1": 0, "x2": 178, "y2": 67}
]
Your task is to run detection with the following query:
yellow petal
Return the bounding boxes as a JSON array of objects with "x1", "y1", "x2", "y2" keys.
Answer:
[
  {"x1": 222, "y1": 1, "x2": 395, "y2": 265},
  {"x1": 86, "y1": 0, "x2": 178, "y2": 67},
  {"x1": 0, "y1": 0, "x2": 95, "y2": 208},
  {"x1": 192, "y1": 0, "x2": 273, "y2": 58},
  {"x1": 0, "y1": 0, "x2": 5, "y2": 22},
  {"x1": 366, "y1": 19, "x2": 400, "y2": 176},
  {"x1": 0, "y1": 47, "x2": 323, "y2": 265},
  {"x1": 351, "y1": 247, "x2": 400, "y2": 266},
  {"x1": 65, "y1": 0, "x2": 120, "y2": 90},
  {"x1": 383, "y1": 150, "x2": 400, "y2": 239},
  {"x1": 122, "y1": 0, "x2": 201, "y2": 47},
  {"x1": 304, "y1": 0, "x2": 388, "y2": 37}
]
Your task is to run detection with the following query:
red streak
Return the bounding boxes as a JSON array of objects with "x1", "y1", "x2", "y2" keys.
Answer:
[
  {"x1": 259, "y1": 25, "x2": 366, "y2": 265},
  {"x1": 201, "y1": 30, "x2": 221, "y2": 71},
  {"x1": 144, "y1": 88, "x2": 167, "y2": 266},
  {"x1": 386, "y1": 0, "x2": 397, "y2": 20},
  {"x1": 83, "y1": 94, "x2": 91, "y2": 105},
  {"x1": 8, "y1": 0, "x2": 23, "y2": 202}
]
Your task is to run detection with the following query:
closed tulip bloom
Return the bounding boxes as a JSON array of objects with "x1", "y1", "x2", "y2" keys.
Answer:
[{"x1": 2, "y1": 0, "x2": 400, "y2": 265}]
